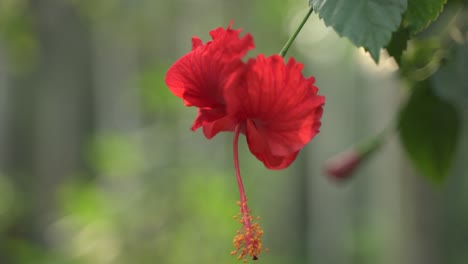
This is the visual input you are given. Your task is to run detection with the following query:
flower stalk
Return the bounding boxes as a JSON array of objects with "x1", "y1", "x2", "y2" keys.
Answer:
[
  {"x1": 231, "y1": 124, "x2": 264, "y2": 262},
  {"x1": 279, "y1": 6, "x2": 314, "y2": 57}
]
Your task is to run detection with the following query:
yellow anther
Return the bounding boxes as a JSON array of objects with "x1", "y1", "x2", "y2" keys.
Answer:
[{"x1": 231, "y1": 200, "x2": 266, "y2": 263}]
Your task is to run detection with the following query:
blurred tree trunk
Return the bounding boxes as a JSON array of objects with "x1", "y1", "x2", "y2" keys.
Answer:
[
  {"x1": 401, "y1": 162, "x2": 442, "y2": 264},
  {"x1": 91, "y1": 23, "x2": 140, "y2": 134},
  {"x1": 0, "y1": 45, "x2": 9, "y2": 169},
  {"x1": 1, "y1": 1, "x2": 93, "y2": 260},
  {"x1": 29, "y1": 0, "x2": 94, "y2": 242},
  {"x1": 0, "y1": 42, "x2": 15, "y2": 264}
]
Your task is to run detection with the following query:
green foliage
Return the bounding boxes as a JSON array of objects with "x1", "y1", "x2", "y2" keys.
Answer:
[
  {"x1": 308, "y1": 0, "x2": 407, "y2": 62},
  {"x1": 60, "y1": 182, "x2": 111, "y2": 224},
  {"x1": 404, "y1": 0, "x2": 448, "y2": 33},
  {"x1": 386, "y1": 26, "x2": 410, "y2": 64},
  {"x1": 395, "y1": 6, "x2": 464, "y2": 184},
  {"x1": 138, "y1": 65, "x2": 180, "y2": 115},
  {"x1": 88, "y1": 134, "x2": 144, "y2": 177},
  {"x1": 307, "y1": 0, "x2": 452, "y2": 63},
  {"x1": 7, "y1": 240, "x2": 76, "y2": 264},
  {"x1": 399, "y1": 38, "x2": 443, "y2": 81},
  {"x1": 0, "y1": 175, "x2": 15, "y2": 228},
  {"x1": 166, "y1": 172, "x2": 238, "y2": 264},
  {"x1": 399, "y1": 83, "x2": 460, "y2": 183},
  {"x1": 0, "y1": 0, "x2": 37, "y2": 73}
]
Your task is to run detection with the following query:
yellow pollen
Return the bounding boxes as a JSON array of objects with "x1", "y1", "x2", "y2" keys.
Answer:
[{"x1": 231, "y1": 200, "x2": 266, "y2": 262}]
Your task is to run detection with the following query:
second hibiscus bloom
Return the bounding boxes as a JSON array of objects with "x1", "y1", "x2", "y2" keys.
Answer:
[{"x1": 165, "y1": 22, "x2": 324, "y2": 262}]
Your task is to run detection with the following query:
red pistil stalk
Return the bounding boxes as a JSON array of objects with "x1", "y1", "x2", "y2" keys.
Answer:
[{"x1": 230, "y1": 124, "x2": 264, "y2": 262}]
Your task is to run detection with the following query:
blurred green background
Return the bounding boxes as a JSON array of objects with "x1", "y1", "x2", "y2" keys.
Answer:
[{"x1": 1, "y1": 0, "x2": 468, "y2": 263}]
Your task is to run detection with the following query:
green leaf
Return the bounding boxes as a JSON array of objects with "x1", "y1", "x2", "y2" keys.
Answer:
[
  {"x1": 308, "y1": 0, "x2": 407, "y2": 62},
  {"x1": 398, "y1": 82, "x2": 460, "y2": 183},
  {"x1": 385, "y1": 26, "x2": 410, "y2": 65},
  {"x1": 404, "y1": 0, "x2": 447, "y2": 33}
]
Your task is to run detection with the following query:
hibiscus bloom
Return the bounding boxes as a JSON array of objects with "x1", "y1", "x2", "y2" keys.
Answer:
[
  {"x1": 227, "y1": 54, "x2": 325, "y2": 169},
  {"x1": 165, "y1": 23, "x2": 325, "y2": 263},
  {"x1": 165, "y1": 23, "x2": 254, "y2": 138}
]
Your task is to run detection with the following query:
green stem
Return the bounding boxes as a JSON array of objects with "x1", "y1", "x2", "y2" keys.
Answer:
[
  {"x1": 279, "y1": 6, "x2": 314, "y2": 57},
  {"x1": 357, "y1": 119, "x2": 397, "y2": 158}
]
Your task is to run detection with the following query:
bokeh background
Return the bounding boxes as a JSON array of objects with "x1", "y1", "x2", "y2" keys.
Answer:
[{"x1": 1, "y1": 0, "x2": 468, "y2": 263}]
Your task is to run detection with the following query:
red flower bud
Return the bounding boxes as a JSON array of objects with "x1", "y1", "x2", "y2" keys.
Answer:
[
  {"x1": 324, "y1": 129, "x2": 389, "y2": 181},
  {"x1": 324, "y1": 149, "x2": 362, "y2": 180}
]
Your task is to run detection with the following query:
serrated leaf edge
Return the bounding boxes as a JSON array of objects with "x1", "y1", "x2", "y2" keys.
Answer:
[{"x1": 405, "y1": 0, "x2": 448, "y2": 34}]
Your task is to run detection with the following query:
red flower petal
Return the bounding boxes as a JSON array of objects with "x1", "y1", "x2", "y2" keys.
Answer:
[
  {"x1": 165, "y1": 23, "x2": 254, "y2": 138},
  {"x1": 191, "y1": 108, "x2": 237, "y2": 139},
  {"x1": 245, "y1": 119, "x2": 299, "y2": 169},
  {"x1": 227, "y1": 55, "x2": 325, "y2": 169},
  {"x1": 192, "y1": 37, "x2": 203, "y2": 50}
]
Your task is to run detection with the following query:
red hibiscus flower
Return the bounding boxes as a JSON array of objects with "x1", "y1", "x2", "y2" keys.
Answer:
[
  {"x1": 165, "y1": 23, "x2": 254, "y2": 138},
  {"x1": 165, "y1": 23, "x2": 325, "y2": 263},
  {"x1": 227, "y1": 54, "x2": 325, "y2": 169}
]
